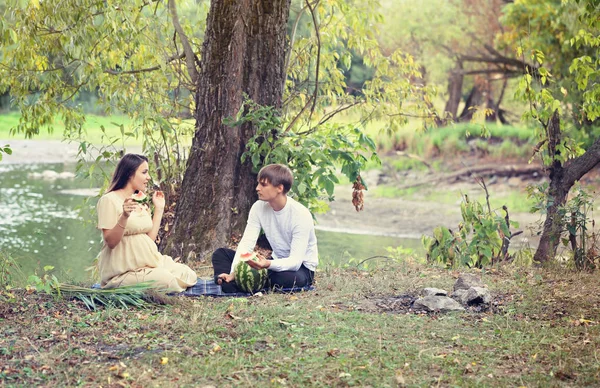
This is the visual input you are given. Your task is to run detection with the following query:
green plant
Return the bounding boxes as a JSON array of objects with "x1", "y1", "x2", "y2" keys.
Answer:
[
  {"x1": 422, "y1": 186, "x2": 519, "y2": 268},
  {"x1": 528, "y1": 182, "x2": 598, "y2": 269},
  {"x1": 56, "y1": 283, "x2": 152, "y2": 310},
  {"x1": 27, "y1": 264, "x2": 152, "y2": 310},
  {"x1": 27, "y1": 265, "x2": 61, "y2": 295},
  {"x1": 227, "y1": 97, "x2": 379, "y2": 212},
  {"x1": 0, "y1": 251, "x2": 24, "y2": 302},
  {"x1": 0, "y1": 144, "x2": 11, "y2": 161},
  {"x1": 561, "y1": 185, "x2": 597, "y2": 270}
]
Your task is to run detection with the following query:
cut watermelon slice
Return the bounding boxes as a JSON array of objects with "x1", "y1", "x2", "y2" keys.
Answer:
[{"x1": 132, "y1": 191, "x2": 148, "y2": 203}]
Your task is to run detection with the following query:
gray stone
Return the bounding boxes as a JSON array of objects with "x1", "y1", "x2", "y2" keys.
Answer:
[
  {"x1": 453, "y1": 273, "x2": 485, "y2": 291},
  {"x1": 452, "y1": 288, "x2": 469, "y2": 305},
  {"x1": 464, "y1": 287, "x2": 491, "y2": 305},
  {"x1": 422, "y1": 288, "x2": 448, "y2": 297},
  {"x1": 412, "y1": 296, "x2": 465, "y2": 313}
]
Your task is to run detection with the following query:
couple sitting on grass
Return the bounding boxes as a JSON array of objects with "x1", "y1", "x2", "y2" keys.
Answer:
[{"x1": 96, "y1": 153, "x2": 318, "y2": 294}]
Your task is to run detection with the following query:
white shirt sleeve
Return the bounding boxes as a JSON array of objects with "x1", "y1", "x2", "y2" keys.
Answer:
[
  {"x1": 267, "y1": 212, "x2": 312, "y2": 272},
  {"x1": 229, "y1": 203, "x2": 262, "y2": 274}
]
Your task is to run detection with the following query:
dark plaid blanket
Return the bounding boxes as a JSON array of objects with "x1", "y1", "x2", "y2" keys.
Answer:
[
  {"x1": 92, "y1": 278, "x2": 315, "y2": 297},
  {"x1": 180, "y1": 278, "x2": 314, "y2": 297}
]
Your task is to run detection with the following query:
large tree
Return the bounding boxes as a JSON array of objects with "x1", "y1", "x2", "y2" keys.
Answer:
[
  {"x1": 503, "y1": 0, "x2": 600, "y2": 263},
  {"x1": 163, "y1": 0, "x2": 292, "y2": 260},
  {"x1": 1, "y1": 0, "x2": 427, "y2": 260}
]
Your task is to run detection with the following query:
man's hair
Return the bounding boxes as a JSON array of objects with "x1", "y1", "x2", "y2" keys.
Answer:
[{"x1": 258, "y1": 164, "x2": 293, "y2": 194}]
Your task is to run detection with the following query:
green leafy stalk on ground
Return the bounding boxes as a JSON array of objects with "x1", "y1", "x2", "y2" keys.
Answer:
[{"x1": 1, "y1": 262, "x2": 599, "y2": 387}]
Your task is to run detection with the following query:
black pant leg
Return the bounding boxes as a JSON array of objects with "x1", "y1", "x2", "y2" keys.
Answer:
[
  {"x1": 268, "y1": 265, "x2": 314, "y2": 289},
  {"x1": 211, "y1": 248, "x2": 241, "y2": 293}
]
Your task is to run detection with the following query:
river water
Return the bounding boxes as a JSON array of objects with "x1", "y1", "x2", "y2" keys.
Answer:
[{"x1": 0, "y1": 163, "x2": 422, "y2": 283}]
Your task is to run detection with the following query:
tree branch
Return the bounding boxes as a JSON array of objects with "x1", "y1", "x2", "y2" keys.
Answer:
[
  {"x1": 306, "y1": 0, "x2": 321, "y2": 120},
  {"x1": 462, "y1": 68, "x2": 522, "y2": 76},
  {"x1": 168, "y1": 0, "x2": 199, "y2": 86},
  {"x1": 103, "y1": 52, "x2": 185, "y2": 75},
  {"x1": 563, "y1": 136, "x2": 600, "y2": 187},
  {"x1": 460, "y1": 53, "x2": 538, "y2": 76},
  {"x1": 317, "y1": 101, "x2": 361, "y2": 126},
  {"x1": 283, "y1": 3, "x2": 309, "y2": 95}
]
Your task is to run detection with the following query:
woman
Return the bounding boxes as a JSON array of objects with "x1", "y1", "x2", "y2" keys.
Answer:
[{"x1": 96, "y1": 154, "x2": 197, "y2": 292}]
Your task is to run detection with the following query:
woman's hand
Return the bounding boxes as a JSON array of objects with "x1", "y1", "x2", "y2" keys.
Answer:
[
  {"x1": 152, "y1": 191, "x2": 166, "y2": 210},
  {"x1": 122, "y1": 198, "x2": 137, "y2": 217},
  {"x1": 217, "y1": 273, "x2": 235, "y2": 285}
]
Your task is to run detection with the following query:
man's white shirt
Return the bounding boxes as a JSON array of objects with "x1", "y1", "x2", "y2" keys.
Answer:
[{"x1": 230, "y1": 196, "x2": 319, "y2": 273}]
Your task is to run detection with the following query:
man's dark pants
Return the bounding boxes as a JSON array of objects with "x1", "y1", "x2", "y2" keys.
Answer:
[{"x1": 212, "y1": 248, "x2": 314, "y2": 293}]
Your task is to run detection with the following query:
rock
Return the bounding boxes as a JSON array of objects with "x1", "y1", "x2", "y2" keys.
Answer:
[
  {"x1": 452, "y1": 288, "x2": 469, "y2": 305},
  {"x1": 452, "y1": 287, "x2": 491, "y2": 306},
  {"x1": 412, "y1": 296, "x2": 465, "y2": 313},
  {"x1": 464, "y1": 287, "x2": 491, "y2": 305},
  {"x1": 454, "y1": 273, "x2": 485, "y2": 291},
  {"x1": 421, "y1": 287, "x2": 448, "y2": 297}
]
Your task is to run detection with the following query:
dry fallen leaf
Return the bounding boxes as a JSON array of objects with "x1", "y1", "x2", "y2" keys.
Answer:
[{"x1": 395, "y1": 370, "x2": 406, "y2": 386}]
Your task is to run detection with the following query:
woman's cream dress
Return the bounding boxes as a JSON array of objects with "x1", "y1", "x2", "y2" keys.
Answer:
[{"x1": 96, "y1": 191, "x2": 197, "y2": 292}]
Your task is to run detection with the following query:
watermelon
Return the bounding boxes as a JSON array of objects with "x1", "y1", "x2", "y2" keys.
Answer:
[
  {"x1": 235, "y1": 252, "x2": 268, "y2": 293},
  {"x1": 132, "y1": 191, "x2": 148, "y2": 204}
]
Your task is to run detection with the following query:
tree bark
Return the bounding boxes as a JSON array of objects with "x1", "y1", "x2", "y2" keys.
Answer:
[
  {"x1": 458, "y1": 75, "x2": 496, "y2": 122},
  {"x1": 534, "y1": 111, "x2": 600, "y2": 262},
  {"x1": 163, "y1": 0, "x2": 292, "y2": 261},
  {"x1": 443, "y1": 62, "x2": 464, "y2": 122}
]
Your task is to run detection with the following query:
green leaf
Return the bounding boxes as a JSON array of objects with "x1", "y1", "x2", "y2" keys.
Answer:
[{"x1": 297, "y1": 182, "x2": 307, "y2": 194}]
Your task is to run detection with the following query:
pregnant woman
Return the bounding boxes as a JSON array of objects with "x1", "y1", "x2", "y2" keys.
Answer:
[{"x1": 96, "y1": 153, "x2": 197, "y2": 292}]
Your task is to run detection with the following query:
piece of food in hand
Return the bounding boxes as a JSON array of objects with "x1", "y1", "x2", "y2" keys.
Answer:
[
  {"x1": 132, "y1": 191, "x2": 148, "y2": 204},
  {"x1": 235, "y1": 255, "x2": 268, "y2": 293},
  {"x1": 240, "y1": 251, "x2": 258, "y2": 262}
]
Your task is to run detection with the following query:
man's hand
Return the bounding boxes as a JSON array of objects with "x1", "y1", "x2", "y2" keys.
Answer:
[
  {"x1": 246, "y1": 255, "x2": 271, "y2": 270},
  {"x1": 217, "y1": 273, "x2": 235, "y2": 285}
]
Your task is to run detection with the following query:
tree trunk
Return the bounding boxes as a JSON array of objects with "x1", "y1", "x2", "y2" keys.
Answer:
[
  {"x1": 163, "y1": 0, "x2": 292, "y2": 261},
  {"x1": 443, "y1": 62, "x2": 463, "y2": 123},
  {"x1": 534, "y1": 111, "x2": 600, "y2": 262},
  {"x1": 459, "y1": 75, "x2": 496, "y2": 122}
]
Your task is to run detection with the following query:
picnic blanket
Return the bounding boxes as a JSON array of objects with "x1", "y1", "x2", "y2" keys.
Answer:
[{"x1": 92, "y1": 278, "x2": 315, "y2": 297}]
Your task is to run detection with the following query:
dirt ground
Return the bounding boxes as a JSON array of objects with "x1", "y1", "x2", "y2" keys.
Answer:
[
  {"x1": 2, "y1": 139, "x2": 545, "y2": 247},
  {"x1": 316, "y1": 170, "x2": 545, "y2": 249}
]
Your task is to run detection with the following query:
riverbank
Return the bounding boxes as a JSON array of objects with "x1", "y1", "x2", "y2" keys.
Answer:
[
  {"x1": 1, "y1": 138, "x2": 544, "y2": 250},
  {"x1": 1, "y1": 139, "x2": 143, "y2": 165}
]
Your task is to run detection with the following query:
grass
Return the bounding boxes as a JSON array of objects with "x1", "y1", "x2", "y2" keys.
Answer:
[
  {"x1": 1, "y1": 108, "x2": 536, "y2": 161},
  {"x1": 0, "y1": 112, "x2": 140, "y2": 145},
  {"x1": 372, "y1": 181, "x2": 537, "y2": 214},
  {"x1": 1, "y1": 262, "x2": 599, "y2": 386}
]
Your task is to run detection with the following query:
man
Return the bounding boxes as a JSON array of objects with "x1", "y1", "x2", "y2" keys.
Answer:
[{"x1": 212, "y1": 164, "x2": 318, "y2": 293}]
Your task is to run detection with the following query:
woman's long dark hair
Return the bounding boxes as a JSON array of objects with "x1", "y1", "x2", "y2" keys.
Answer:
[{"x1": 107, "y1": 154, "x2": 148, "y2": 193}]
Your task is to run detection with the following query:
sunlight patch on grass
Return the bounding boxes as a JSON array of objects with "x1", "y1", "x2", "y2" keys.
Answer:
[{"x1": 0, "y1": 112, "x2": 136, "y2": 143}]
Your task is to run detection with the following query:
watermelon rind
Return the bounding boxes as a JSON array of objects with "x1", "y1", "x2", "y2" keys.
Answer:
[
  {"x1": 234, "y1": 259, "x2": 268, "y2": 293},
  {"x1": 132, "y1": 191, "x2": 148, "y2": 204}
]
